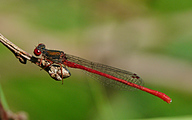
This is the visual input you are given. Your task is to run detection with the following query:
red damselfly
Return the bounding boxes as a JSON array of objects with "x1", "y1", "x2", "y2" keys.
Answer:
[{"x1": 34, "y1": 43, "x2": 172, "y2": 103}]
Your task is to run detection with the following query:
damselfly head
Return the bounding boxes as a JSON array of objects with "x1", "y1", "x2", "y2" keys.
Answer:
[{"x1": 34, "y1": 43, "x2": 46, "y2": 56}]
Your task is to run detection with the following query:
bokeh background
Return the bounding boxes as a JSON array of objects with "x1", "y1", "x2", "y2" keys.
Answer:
[{"x1": 1, "y1": 0, "x2": 192, "y2": 119}]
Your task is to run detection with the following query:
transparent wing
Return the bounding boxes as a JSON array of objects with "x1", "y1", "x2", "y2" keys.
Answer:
[{"x1": 65, "y1": 54, "x2": 144, "y2": 91}]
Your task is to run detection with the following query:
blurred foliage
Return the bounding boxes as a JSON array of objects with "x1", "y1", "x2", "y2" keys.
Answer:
[
  {"x1": 149, "y1": 0, "x2": 192, "y2": 13},
  {"x1": 0, "y1": 0, "x2": 150, "y2": 31},
  {"x1": 148, "y1": 37, "x2": 192, "y2": 62},
  {"x1": 1, "y1": 0, "x2": 192, "y2": 120}
]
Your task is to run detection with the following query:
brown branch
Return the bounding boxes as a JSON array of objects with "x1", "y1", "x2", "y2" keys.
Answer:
[
  {"x1": 0, "y1": 101, "x2": 8, "y2": 120},
  {"x1": 0, "y1": 100, "x2": 28, "y2": 120},
  {"x1": 0, "y1": 33, "x2": 66, "y2": 81}
]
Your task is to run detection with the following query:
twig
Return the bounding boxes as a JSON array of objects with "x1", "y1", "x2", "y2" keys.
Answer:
[{"x1": 0, "y1": 33, "x2": 66, "y2": 81}]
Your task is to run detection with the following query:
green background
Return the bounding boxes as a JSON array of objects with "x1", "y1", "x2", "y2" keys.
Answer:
[{"x1": 1, "y1": 0, "x2": 192, "y2": 119}]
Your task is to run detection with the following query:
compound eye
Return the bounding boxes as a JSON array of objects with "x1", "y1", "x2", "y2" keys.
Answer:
[{"x1": 34, "y1": 48, "x2": 41, "y2": 56}]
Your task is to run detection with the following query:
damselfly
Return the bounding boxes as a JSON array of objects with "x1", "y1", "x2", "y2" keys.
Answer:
[{"x1": 34, "y1": 43, "x2": 172, "y2": 103}]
